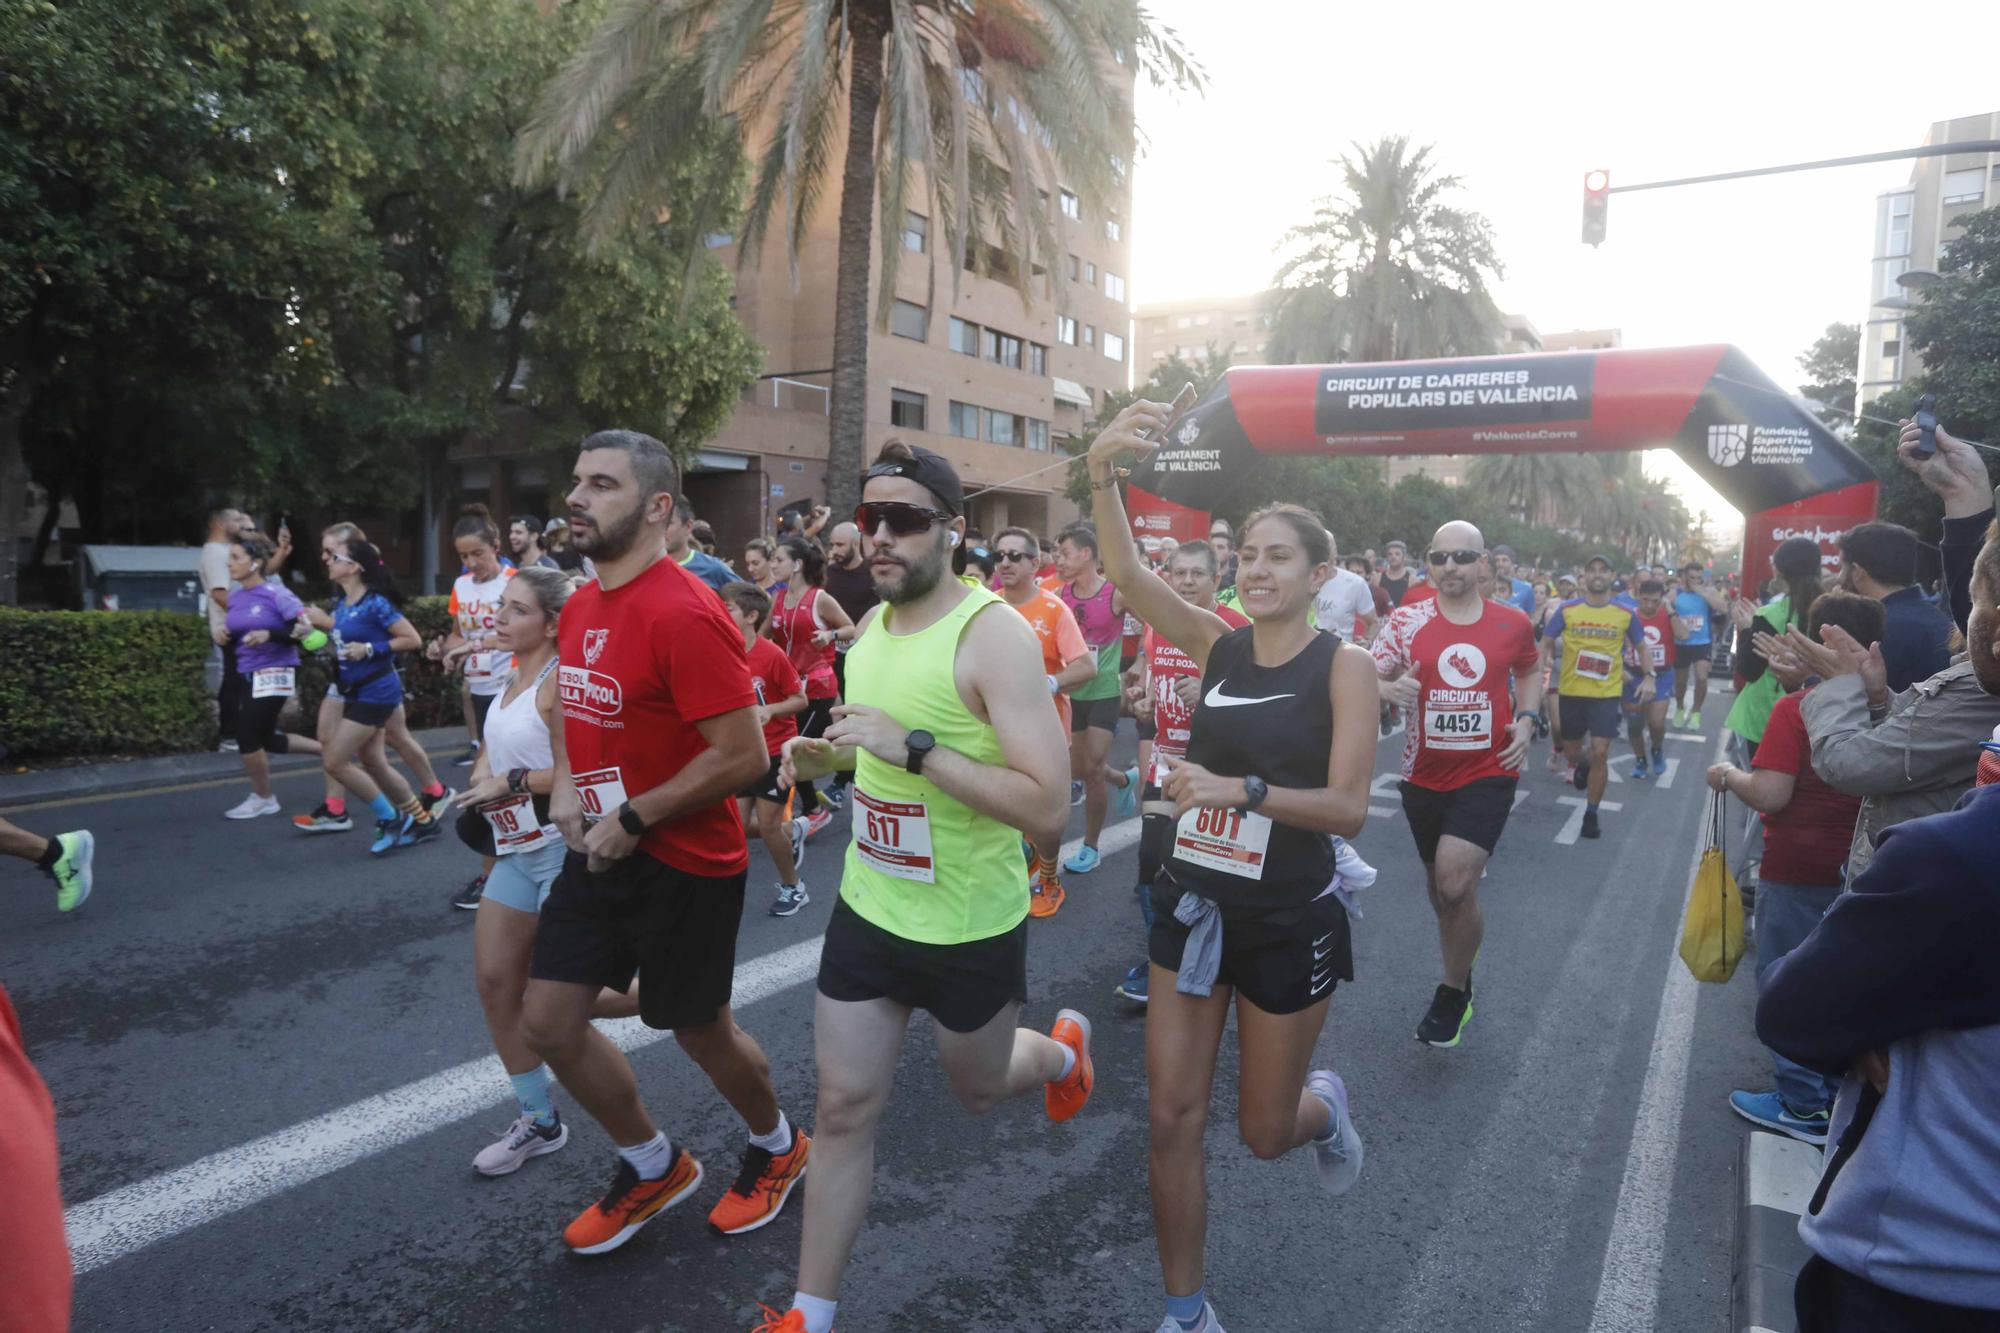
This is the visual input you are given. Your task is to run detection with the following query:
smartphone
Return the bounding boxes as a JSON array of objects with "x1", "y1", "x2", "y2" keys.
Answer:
[
  {"x1": 1138, "y1": 382, "x2": 1200, "y2": 443},
  {"x1": 1912, "y1": 393, "x2": 1938, "y2": 461}
]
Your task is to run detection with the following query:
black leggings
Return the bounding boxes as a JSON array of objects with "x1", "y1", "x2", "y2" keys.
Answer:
[
  {"x1": 234, "y1": 679, "x2": 294, "y2": 757},
  {"x1": 470, "y1": 688, "x2": 498, "y2": 740},
  {"x1": 794, "y1": 696, "x2": 835, "y2": 814}
]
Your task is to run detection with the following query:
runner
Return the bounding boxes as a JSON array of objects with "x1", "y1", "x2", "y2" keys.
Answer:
[
  {"x1": 1087, "y1": 402, "x2": 1373, "y2": 1333},
  {"x1": 992, "y1": 525, "x2": 1096, "y2": 918},
  {"x1": 744, "y1": 537, "x2": 780, "y2": 597},
  {"x1": 1314, "y1": 538, "x2": 1378, "y2": 646},
  {"x1": 718, "y1": 581, "x2": 813, "y2": 918},
  {"x1": 431, "y1": 506, "x2": 515, "y2": 775},
  {"x1": 1623, "y1": 579, "x2": 1676, "y2": 780},
  {"x1": 1113, "y1": 539, "x2": 1248, "y2": 1005},
  {"x1": 749, "y1": 445, "x2": 1090, "y2": 1333},
  {"x1": 1541, "y1": 572, "x2": 1576, "y2": 775},
  {"x1": 300, "y1": 538, "x2": 445, "y2": 854},
  {"x1": 1, "y1": 818, "x2": 94, "y2": 912},
  {"x1": 293, "y1": 522, "x2": 452, "y2": 837},
  {"x1": 768, "y1": 538, "x2": 856, "y2": 837},
  {"x1": 1056, "y1": 522, "x2": 1139, "y2": 874},
  {"x1": 526, "y1": 429, "x2": 804, "y2": 1255},
  {"x1": 668, "y1": 502, "x2": 742, "y2": 592},
  {"x1": 216, "y1": 531, "x2": 324, "y2": 818},
  {"x1": 821, "y1": 521, "x2": 879, "y2": 810},
  {"x1": 1543, "y1": 555, "x2": 1652, "y2": 839},
  {"x1": 1379, "y1": 539, "x2": 1420, "y2": 604},
  {"x1": 509, "y1": 515, "x2": 561, "y2": 570},
  {"x1": 1670, "y1": 561, "x2": 1725, "y2": 729},
  {"x1": 1372, "y1": 524, "x2": 1542, "y2": 1047}
]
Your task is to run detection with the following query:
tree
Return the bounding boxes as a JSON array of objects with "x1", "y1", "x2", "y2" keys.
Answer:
[
  {"x1": 1063, "y1": 348, "x2": 1229, "y2": 506},
  {"x1": 519, "y1": 0, "x2": 1202, "y2": 519},
  {"x1": 1796, "y1": 321, "x2": 1859, "y2": 430},
  {"x1": 1266, "y1": 136, "x2": 1503, "y2": 366}
]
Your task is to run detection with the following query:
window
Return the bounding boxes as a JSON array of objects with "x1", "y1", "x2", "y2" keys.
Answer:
[
  {"x1": 984, "y1": 409, "x2": 1020, "y2": 446},
  {"x1": 1879, "y1": 256, "x2": 1910, "y2": 300},
  {"x1": 890, "y1": 300, "x2": 928, "y2": 341},
  {"x1": 948, "y1": 401, "x2": 980, "y2": 438},
  {"x1": 902, "y1": 211, "x2": 928, "y2": 252},
  {"x1": 703, "y1": 232, "x2": 735, "y2": 249},
  {"x1": 1175, "y1": 315, "x2": 1195, "y2": 329},
  {"x1": 1105, "y1": 218, "x2": 1122, "y2": 242},
  {"x1": 1104, "y1": 272, "x2": 1126, "y2": 303},
  {"x1": 948, "y1": 317, "x2": 979, "y2": 356},
  {"x1": 1057, "y1": 316, "x2": 1077, "y2": 345},
  {"x1": 1027, "y1": 418, "x2": 1050, "y2": 452},
  {"x1": 1082, "y1": 323, "x2": 1096, "y2": 348},
  {"x1": 1885, "y1": 193, "x2": 1913, "y2": 257},
  {"x1": 1881, "y1": 339, "x2": 1902, "y2": 358},
  {"x1": 1110, "y1": 154, "x2": 1126, "y2": 184},
  {"x1": 1059, "y1": 189, "x2": 1081, "y2": 220},
  {"x1": 1103, "y1": 331, "x2": 1124, "y2": 362},
  {"x1": 1027, "y1": 343, "x2": 1047, "y2": 376},
  {"x1": 1943, "y1": 168, "x2": 1984, "y2": 206},
  {"x1": 1066, "y1": 254, "x2": 1081, "y2": 281},
  {"x1": 890, "y1": 389, "x2": 928, "y2": 431},
  {"x1": 988, "y1": 331, "x2": 1022, "y2": 370},
  {"x1": 1084, "y1": 261, "x2": 1097, "y2": 285}
]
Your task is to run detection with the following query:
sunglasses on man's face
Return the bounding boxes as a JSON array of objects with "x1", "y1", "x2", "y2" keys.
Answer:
[
  {"x1": 995, "y1": 549, "x2": 1038, "y2": 563},
  {"x1": 855, "y1": 501, "x2": 954, "y2": 537},
  {"x1": 1427, "y1": 549, "x2": 1482, "y2": 567}
]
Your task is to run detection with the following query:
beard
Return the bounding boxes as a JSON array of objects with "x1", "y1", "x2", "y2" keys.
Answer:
[
  {"x1": 874, "y1": 535, "x2": 949, "y2": 606},
  {"x1": 571, "y1": 503, "x2": 644, "y2": 559},
  {"x1": 1970, "y1": 608, "x2": 2000, "y2": 695}
]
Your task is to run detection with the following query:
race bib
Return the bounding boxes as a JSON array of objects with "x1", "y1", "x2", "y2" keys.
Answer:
[
  {"x1": 852, "y1": 790, "x2": 934, "y2": 883},
  {"x1": 1171, "y1": 805, "x2": 1273, "y2": 880},
  {"x1": 1423, "y1": 699, "x2": 1493, "y2": 751},
  {"x1": 251, "y1": 667, "x2": 296, "y2": 699},
  {"x1": 465, "y1": 648, "x2": 506, "y2": 684},
  {"x1": 1574, "y1": 650, "x2": 1614, "y2": 682},
  {"x1": 572, "y1": 767, "x2": 628, "y2": 823},
  {"x1": 482, "y1": 793, "x2": 555, "y2": 855},
  {"x1": 1649, "y1": 641, "x2": 1668, "y2": 668}
]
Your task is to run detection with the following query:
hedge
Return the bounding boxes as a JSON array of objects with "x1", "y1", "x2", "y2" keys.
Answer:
[{"x1": 1, "y1": 594, "x2": 463, "y2": 760}]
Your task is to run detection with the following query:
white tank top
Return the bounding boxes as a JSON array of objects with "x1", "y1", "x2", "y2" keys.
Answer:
[{"x1": 482, "y1": 658, "x2": 556, "y2": 773}]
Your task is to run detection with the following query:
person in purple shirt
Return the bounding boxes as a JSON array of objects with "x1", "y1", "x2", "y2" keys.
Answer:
[{"x1": 222, "y1": 532, "x2": 323, "y2": 821}]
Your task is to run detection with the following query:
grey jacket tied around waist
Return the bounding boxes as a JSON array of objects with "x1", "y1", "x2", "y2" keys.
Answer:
[{"x1": 1172, "y1": 892, "x2": 1222, "y2": 996}]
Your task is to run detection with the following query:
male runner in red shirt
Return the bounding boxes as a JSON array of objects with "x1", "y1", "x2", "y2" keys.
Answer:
[
  {"x1": 1373, "y1": 521, "x2": 1543, "y2": 1049},
  {"x1": 527, "y1": 429, "x2": 807, "y2": 1254}
]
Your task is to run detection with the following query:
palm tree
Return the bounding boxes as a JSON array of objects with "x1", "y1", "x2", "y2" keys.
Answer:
[
  {"x1": 1470, "y1": 452, "x2": 1594, "y2": 528},
  {"x1": 1267, "y1": 136, "x2": 1503, "y2": 365},
  {"x1": 517, "y1": 0, "x2": 1202, "y2": 517}
]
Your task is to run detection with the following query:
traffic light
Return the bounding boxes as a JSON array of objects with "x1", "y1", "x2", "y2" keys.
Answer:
[{"x1": 1582, "y1": 169, "x2": 1610, "y2": 247}]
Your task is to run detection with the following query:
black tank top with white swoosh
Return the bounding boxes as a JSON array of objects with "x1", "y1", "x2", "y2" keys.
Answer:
[{"x1": 1161, "y1": 625, "x2": 1339, "y2": 910}]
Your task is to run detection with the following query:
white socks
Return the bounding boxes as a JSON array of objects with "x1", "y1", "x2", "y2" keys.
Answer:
[
  {"x1": 1055, "y1": 1044, "x2": 1078, "y2": 1083},
  {"x1": 791, "y1": 1293, "x2": 837, "y2": 1333},
  {"x1": 616, "y1": 1131, "x2": 673, "y2": 1180},
  {"x1": 749, "y1": 1110, "x2": 793, "y2": 1154}
]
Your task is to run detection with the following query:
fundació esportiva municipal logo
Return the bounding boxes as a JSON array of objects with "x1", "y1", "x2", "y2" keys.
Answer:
[{"x1": 1706, "y1": 423, "x2": 1748, "y2": 467}]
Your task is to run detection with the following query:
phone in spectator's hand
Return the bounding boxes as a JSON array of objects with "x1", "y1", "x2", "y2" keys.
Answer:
[
  {"x1": 1138, "y1": 383, "x2": 1200, "y2": 443},
  {"x1": 1913, "y1": 393, "x2": 1939, "y2": 461}
]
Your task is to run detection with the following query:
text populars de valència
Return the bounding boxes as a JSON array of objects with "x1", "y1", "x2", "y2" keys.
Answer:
[{"x1": 1326, "y1": 370, "x2": 1581, "y2": 412}]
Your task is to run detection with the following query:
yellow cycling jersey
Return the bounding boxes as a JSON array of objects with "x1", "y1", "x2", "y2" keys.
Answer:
[{"x1": 1545, "y1": 597, "x2": 1645, "y2": 698}]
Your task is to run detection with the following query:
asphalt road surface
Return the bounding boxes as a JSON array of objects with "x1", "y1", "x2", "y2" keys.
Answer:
[{"x1": 4, "y1": 715, "x2": 1772, "y2": 1332}]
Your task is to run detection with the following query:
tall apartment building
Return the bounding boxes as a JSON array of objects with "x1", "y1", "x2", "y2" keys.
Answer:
[
  {"x1": 1132, "y1": 292, "x2": 1275, "y2": 372},
  {"x1": 1860, "y1": 111, "x2": 1999, "y2": 409}
]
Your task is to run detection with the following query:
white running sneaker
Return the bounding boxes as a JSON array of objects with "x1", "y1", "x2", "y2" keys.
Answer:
[
  {"x1": 1331, "y1": 836, "x2": 1377, "y2": 889},
  {"x1": 1153, "y1": 1304, "x2": 1226, "y2": 1333},
  {"x1": 786, "y1": 816, "x2": 808, "y2": 875},
  {"x1": 473, "y1": 1113, "x2": 568, "y2": 1177},
  {"x1": 1306, "y1": 1069, "x2": 1363, "y2": 1197},
  {"x1": 224, "y1": 793, "x2": 281, "y2": 820}
]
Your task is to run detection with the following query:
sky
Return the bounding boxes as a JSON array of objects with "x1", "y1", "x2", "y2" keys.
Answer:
[{"x1": 1127, "y1": 0, "x2": 1999, "y2": 539}]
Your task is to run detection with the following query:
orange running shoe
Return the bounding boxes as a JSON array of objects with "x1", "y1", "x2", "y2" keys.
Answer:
[
  {"x1": 708, "y1": 1129, "x2": 811, "y2": 1235},
  {"x1": 1045, "y1": 1008, "x2": 1094, "y2": 1122},
  {"x1": 1028, "y1": 876, "x2": 1066, "y2": 919},
  {"x1": 749, "y1": 1306, "x2": 818, "y2": 1332},
  {"x1": 563, "y1": 1148, "x2": 703, "y2": 1255}
]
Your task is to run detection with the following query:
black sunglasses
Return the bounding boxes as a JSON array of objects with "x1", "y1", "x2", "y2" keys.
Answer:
[
  {"x1": 994, "y1": 549, "x2": 1038, "y2": 563},
  {"x1": 1426, "y1": 549, "x2": 1482, "y2": 566},
  {"x1": 855, "y1": 501, "x2": 954, "y2": 537}
]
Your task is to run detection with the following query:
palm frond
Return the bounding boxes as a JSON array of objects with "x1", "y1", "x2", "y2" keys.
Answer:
[{"x1": 515, "y1": 0, "x2": 709, "y2": 186}]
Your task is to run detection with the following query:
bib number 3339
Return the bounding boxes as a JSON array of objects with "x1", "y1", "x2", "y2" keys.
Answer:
[
  {"x1": 852, "y1": 791, "x2": 935, "y2": 884},
  {"x1": 1172, "y1": 805, "x2": 1272, "y2": 880}
]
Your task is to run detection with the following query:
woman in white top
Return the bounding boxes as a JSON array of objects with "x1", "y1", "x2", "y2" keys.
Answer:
[{"x1": 430, "y1": 505, "x2": 515, "y2": 772}]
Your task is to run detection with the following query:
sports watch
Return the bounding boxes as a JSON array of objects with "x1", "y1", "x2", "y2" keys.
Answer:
[
  {"x1": 616, "y1": 802, "x2": 647, "y2": 836},
  {"x1": 1239, "y1": 775, "x2": 1269, "y2": 812},
  {"x1": 904, "y1": 729, "x2": 937, "y2": 775}
]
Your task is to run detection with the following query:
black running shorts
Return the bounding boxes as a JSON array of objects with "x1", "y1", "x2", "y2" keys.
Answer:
[
  {"x1": 530, "y1": 851, "x2": 744, "y2": 1031},
  {"x1": 1069, "y1": 694, "x2": 1120, "y2": 733},
  {"x1": 1399, "y1": 777, "x2": 1518, "y2": 862},
  {"x1": 1674, "y1": 643, "x2": 1710, "y2": 671},
  {"x1": 816, "y1": 896, "x2": 1027, "y2": 1033},
  {"x1": 1147, "y1": 885, "x2": 1351, "y2": 1015},
  {"x1": 737, "y1": 754, "x2": 788, "y2": 804},
  {"x1": 1559, "y1": 695, "x2": 1622, "y2": 742}
]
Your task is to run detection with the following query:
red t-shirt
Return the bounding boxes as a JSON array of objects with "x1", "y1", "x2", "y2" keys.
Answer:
[
  {"x1": 1627, "y1": 605, "x2": 1675, "y2": 674},
  {"x1": 1753, "y1": 689, "x2": 1863, "y2": 887},
  {"x1": 770, "y1": 588, "x2": 838, "y2": 700},
  {"x1": 1398, "y1": 583, "x2": 1438, "y2": 609},
  {"x1": 1372, "y1": 598, "x2": 1540, "y2": 790},
  {"x1": 558, "y1": 556, "x2": 756, "y2": 876},
  {"x1": 0, "y1": 984, "x2": 70, "y2": 1333},
  {"x1": 745, "y1": 637, "x2": 803, "y2": 757},
  {"x1": 1144, "y1": 607, "x2": 1250, "y2": 781}
]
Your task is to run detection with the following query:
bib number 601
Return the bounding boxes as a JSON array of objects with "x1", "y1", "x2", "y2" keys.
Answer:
[{"x1": 1191, "y1": 806, "x2": 1245, "y2": 841}]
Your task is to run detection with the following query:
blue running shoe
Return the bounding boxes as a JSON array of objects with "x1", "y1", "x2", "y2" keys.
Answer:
[
  {"x1": 1112, "y1": 766, "x2": 1140, "y2": 819},
  {"x1": 1631, "y1": 758, "x2": 1651, "y2": 780},
  {"x1": 1070, "y1": 779, "x2": 1085, "y2": 807},
  {"x1": 1114, "y1": 964, "x2": 1149, "y2": 1005},
  {"x1": 1728, "y1": 1090, "x2": 1830, "y2": 1146},
  {"x1": 398, "y1": 811, "x2": 443, "y2": 847},
  {"x1": 1652, "y1": 745, "x2": 1665, "y2": 771},
  {"x1": 369, "y1": 817, "x2": 403, "y2": 855},
  {"x1": 1062, "y1": 843, "x2": 1101, "y2": 874}
]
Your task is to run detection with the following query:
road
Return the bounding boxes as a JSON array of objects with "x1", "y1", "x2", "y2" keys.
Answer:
[{"x1": 3, "y1": 716, "x2": 1772, "y2": 1333}]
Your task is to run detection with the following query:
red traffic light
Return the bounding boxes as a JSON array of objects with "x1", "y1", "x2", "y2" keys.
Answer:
[
  {"x1": 1584, "y1": 169, "x2": 1610, "y2": 195},
  {"x1": 1581, "y1": 169, "x2": 1610, "y2": 246}
]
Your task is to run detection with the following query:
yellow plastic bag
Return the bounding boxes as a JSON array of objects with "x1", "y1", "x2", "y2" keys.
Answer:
[{"x1": 1680, "y1": 789, "x2": 1745, "y2": 983}]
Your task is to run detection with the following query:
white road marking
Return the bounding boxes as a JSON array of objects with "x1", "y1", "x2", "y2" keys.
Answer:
[
  {"x1": 1511, "y1": 789, "x2": 1530, "y2": 811},
  {"x1": 1368, "y1": 805, "x2": 1398, "y2": 818},
  {"x1": 1585, "y1": 728, "x2": 1730, "y2": 1331},
  {"x1": 1604, "y1": 759, "x2": 1624, "y2": 785},
  {"x1": 1370, "y1": 773, "x2": 1403, "y2": 801},
  {"x1": 63, "y1": 819, "x2": 1143, "y2": 1276},
  {"x1": 1664, "y1": 731, "x2": 1708, "y2": 743},
  {"x1": 1554, "y1": 796, "x2": 1623, "y2": 845}
]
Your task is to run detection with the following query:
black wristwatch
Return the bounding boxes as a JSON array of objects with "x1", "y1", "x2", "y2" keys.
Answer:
[
  {"x1": 1239, "y1": 775, "x2": 1269, "y2": 812},
  {"x1": 904, "y1": 729, "x2": 937, "y2": 775},
  {"x1": 507, "y1": 766, "x2": 530, "y2": 795},
  {"x1": 616, "y1": 802, "x2": 647, "y2": 836}
]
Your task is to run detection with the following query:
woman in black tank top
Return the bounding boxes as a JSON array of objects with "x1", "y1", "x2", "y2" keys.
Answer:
[{"x1": 1087, "y1": 402, "x2": 1380, "y2": 1332}]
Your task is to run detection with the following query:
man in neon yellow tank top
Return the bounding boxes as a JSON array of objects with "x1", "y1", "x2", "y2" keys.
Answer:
[{"x1": 749, "y1": 443, "x2": 1096, "y2": 1333}]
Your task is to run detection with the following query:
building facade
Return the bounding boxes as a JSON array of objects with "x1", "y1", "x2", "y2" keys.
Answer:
[
  {"x1": 1861, "y1": 111, "x2": 1999, "y2": 409},
  {"x1": 1132, "y1": 292, "x2": 1275, "y2": 373}
]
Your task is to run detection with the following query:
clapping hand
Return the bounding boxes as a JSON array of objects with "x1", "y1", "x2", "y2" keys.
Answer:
[
  {"x1": 1781, "y1": 624, "x2": 1888, "y2": 705},
  {"x1": 1750, "y1": 630, "x2": 1811, "y2": 689}
]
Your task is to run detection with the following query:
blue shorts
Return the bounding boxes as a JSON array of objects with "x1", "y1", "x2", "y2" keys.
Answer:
[
  {"x1": 1623, "y1": 670, "x2": 1675, "y2": 705},
  {"x1": 480, "y1": 840, "x2": 568, "y2": 913}
]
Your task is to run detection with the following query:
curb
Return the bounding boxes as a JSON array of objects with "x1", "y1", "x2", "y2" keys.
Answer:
[
  {"x1": 1732, "y1": 1130, "x2": 1823, "y2": 1333},
  {"x1": 0, "y1": 727, "x2": 470, "y2": 811}
]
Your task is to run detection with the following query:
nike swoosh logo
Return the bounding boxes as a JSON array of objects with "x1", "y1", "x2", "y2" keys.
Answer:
[
  {"x1": 1203, "y1": 684, "x2": 1297, "y2": 709},
  {"x1": 1310, "y1": 971, "x2": 1334, "y2": 995},
  {"x1": 1313, "y1": 945, "x2": 1335, "y2": 961}
]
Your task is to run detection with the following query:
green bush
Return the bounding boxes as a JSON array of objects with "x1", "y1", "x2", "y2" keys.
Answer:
[{"x1": 0, "y1": 594, "x2": 467, "y2": 760}]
